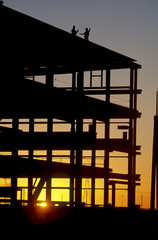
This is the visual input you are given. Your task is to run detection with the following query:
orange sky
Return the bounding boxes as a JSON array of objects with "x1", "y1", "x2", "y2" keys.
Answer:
[{"x1": 3, "y1": 0, "x2": 158, "y2": 209}]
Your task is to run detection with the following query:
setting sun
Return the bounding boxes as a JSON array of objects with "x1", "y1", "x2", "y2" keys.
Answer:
[{"x1": 37, "y1": 202, "x2": 47, "y2": 207}]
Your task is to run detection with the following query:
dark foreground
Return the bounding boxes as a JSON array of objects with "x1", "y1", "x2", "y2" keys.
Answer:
[{"x1": 0, "y1": 205, "x2": 158, "y2": 238}]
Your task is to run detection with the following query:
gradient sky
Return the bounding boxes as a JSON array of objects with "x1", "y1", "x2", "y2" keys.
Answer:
[{"x1": 4, "y1": 0, "x2": 158, "y2": 209}]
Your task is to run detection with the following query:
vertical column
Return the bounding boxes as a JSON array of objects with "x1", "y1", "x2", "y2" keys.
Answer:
[
  {"x1": 46, "y1": 69, "x2": 54, "y2": 205},
  {"x1": 112, "y1": 183, "x2": 116, "y2": 207},
  {"x1": 46, "y1": 67, "x2": 54, "y2": 87},
  {"x1": 77, "y1": 71, "x2": 84, "y2": 94},
  {"x1": 132, "y1": 68, "x2": 138, "y2": 205},
  {"x1": 91, "y1": 119, "x2": 96, "y2": 207},
  {"x1": 75, "y1": 71, "x2": 84, "y2": 205},
  {"x1": 101, "y1": 70, "x2": 103, "y2": 88},
  {"x1": 151, "y1": 92, "x2": 158, "y2": 210},
  {"x1": 128, "y1": 68, "x2": 135, "y2": 207},
  {"x1": 104, "y1": 69, "x2": 110, "y2": 207},
  {"x1": 46, "y1": 117, "x2": 53, "y2": 205},
  {"x1": 72, "y1": 72, "x2": 76, "y2": 91},
  {"x1": 151, "y1": 116, "x2": 158, "y2": 210},
  {"x1": 90, "y1": 71, "x2": 92, "y2": 87},
  {"x1": 75, "y1": 146, "x2": 82, "y2": 205},
  {"x1": 70, "y1": 120, "x2": 75, "y2": 207},
  {"x1": 70, "y1": 148, "x2": 75, "y2": 206},
  {"x1": 70, "y1": 73, "x2": 76, "y2": 206},
  {"x1": 11, "y1": 117, "x2": 18, "y2": 206},
  {"x1": 28, "y1": 117, "x2": 34, "y2": 206}
]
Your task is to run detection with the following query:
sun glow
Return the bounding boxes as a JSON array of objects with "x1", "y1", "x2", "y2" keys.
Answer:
[{"x1": 36, "y1": 202, "x2": 47, "y2": 207}]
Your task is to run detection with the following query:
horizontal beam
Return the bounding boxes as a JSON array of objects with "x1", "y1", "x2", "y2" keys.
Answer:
[
  {"x1": 0, "y1": 132, "x2": 96, "y2": 150},
  {"x1": 60, "y1": 88, "x2": 142, "y2": 95},
  {"x1": 0, "y1": 133, "x2": 141, "y2": 153},
  {"x1": 83, "y1": 89, "x2": 142, "y2": 95},
  {"x1": 0, "y1": 187, "x2": 12, "y2": 197},
  {"x1": 0, "y1": 156, "x2": 140, "y2": 182},
  {"x1": 109, "y1": 180, "x2": 140, "y2": 186},
  {"x1": 23, "y1": 62, "x2": 142, "y2": 77}
]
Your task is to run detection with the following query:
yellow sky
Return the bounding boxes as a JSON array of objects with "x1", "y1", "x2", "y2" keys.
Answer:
[{"x1": 2, "y1": 0, "x2": 158, "y2": 209}]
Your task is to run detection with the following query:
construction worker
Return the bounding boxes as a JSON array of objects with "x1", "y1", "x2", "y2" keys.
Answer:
[
  {"x1": 80, "y1": 28, "x2": 91, "y2": 41},
  {"x1": 71, "y1": 26, "x2": 79, "y2": 36}
]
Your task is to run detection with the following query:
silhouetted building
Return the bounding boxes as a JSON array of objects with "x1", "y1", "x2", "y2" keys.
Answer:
[{"x1": 0, "y1": 5, "x2": 141, "y2": 209}]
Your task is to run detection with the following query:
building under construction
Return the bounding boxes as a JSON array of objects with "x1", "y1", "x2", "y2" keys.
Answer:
[{"x1": 0, "y1": 4, "x2": 142, "y2": 209}]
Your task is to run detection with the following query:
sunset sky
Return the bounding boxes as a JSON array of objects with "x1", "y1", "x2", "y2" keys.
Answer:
[{"x1": 4, "y1": 0, "x2": 158, "y2": 209}]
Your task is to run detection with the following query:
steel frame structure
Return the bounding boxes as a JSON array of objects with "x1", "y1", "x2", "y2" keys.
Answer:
[{"x1": 0, "y1": 4, "x2": 141, "y2": 208}]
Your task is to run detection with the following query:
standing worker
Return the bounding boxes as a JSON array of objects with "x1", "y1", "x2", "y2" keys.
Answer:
[
  {"x1": 71, "y1": 26, "x2": 79, "y2": 36},
  {"x1": 80, "y1": 28, "x2": 91, "y2": 41}
]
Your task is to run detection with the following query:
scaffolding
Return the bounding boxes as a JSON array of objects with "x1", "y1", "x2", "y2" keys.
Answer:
[{"x1": 0, "y1": 5, "x2": 141, "y2": 208}]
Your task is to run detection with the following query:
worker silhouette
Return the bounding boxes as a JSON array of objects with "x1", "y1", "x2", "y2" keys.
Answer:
[
  {"x1": 71, "y1": 26, "x2": 79, "y2": 36},
  {"x1": 80, "y1": 28, "x2": 91, "y2": 41}
]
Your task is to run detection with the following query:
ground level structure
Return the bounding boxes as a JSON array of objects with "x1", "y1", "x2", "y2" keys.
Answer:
[{"x1": 0, "y1": 4, "x2": 141, "y2": 208}]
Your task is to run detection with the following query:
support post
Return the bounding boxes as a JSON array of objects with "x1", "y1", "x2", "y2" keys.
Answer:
[
  {"x1": 77, "y1": 71, "x2": 84, "y2": 94},
  {"x1": 132, "y1": 68, "x2": 138, "y2": 206},
  {"x1": 128, "y1": 68, "x2": 135, "y2": 207},
  {"x1": 28, "y1": 117, "x2": 34, "y2": 206},
  {"x1": 75, "y1": 146, "x2": 82, "y2": 205},
  {"x1": 70, "y1": 120, "x2": 75, "y2": 207},
  {"x1": 151, "y1": 92, "x2": 158, "y2": 210},
  {"x1": 46, "y1": 117, "x2": 53, "y2": 205},
  {"x1": 46, "y1": 71, "x2": 54, "y2": 204},
  {"x1": 112, "y1": 183, "x2": 116, "y2": 207},
  {"x1": 104, "y1": 69, "x2": 110, "y2": 207},
  {"x1": 72, "y1": 72, "x2": 76, "y2": 91},
  {"x1": 11, "y1": 117, "x2": 18, "y2": 206},
  {"x1": 92, "y1": 119, "x2": 96, "y2": 207},
  {"x1": 75, "y1": 71, "x2": 84, "y2": 206},
  {"x1": 46, "y1": 67, "x2": 54, "y2": 87}
]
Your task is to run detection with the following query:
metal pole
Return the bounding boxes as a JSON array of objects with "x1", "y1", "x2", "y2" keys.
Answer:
[
  {"x1": 75, "y1": 71, "x2": 84, "y2": 205},
  {"x1": 104, "y1": 69, "x2": 110, "y2": 207},
  {"x1": 151, "y1": 92, "x2": 158, "y2": 210},
  {"x1": 28, "y1": 117, "x2": 34, "y2": 206},
  {"x1": 92, "y1": 119, "x2": 96, "y2": 207},
  {"x1": 128, "y1": 68, "x2": 134, "y2": 207}
]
